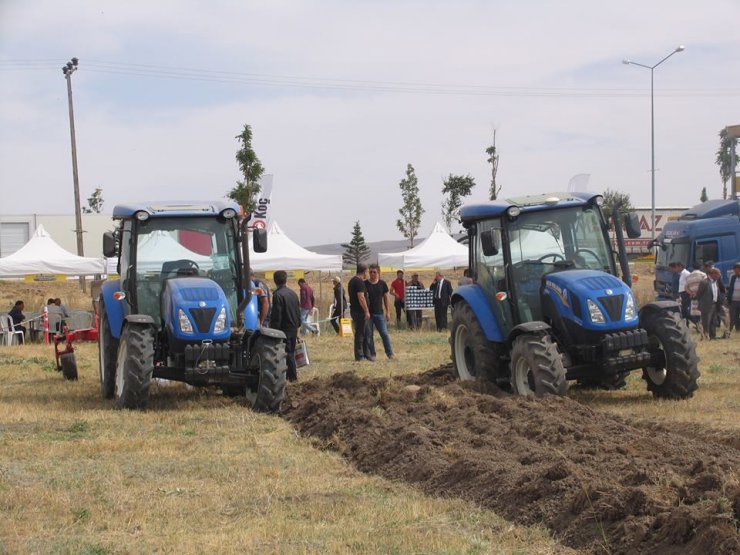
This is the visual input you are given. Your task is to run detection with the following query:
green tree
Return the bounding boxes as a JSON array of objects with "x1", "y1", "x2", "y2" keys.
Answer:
[
  {"x1": 228, "y1": 124, "x2": 264, "y2": 215},
  {"x1": 601, "y1": 188, "x2": 634, "y2": 222},
  {"x1": 396, "y1": 163, "x2": 424, "y2": 248},
  {"x1": 341, "y1": 221, "x2": 371, "y2": 267},
  {"x1": 486, "y1": 130, "x2": 501, "y2": 200},
  {"x1": 716, "y1": 127, "x2": 734, "y2": 200},
  {"x1": 700, "y1": 187, "x2": 708, "y2": 203},
  {"x1": 81, "y1": 187, "x2": 103, "y2": 214},
  {"x1": 441, "y1": 174, "x2": 476, "y2": 232}
]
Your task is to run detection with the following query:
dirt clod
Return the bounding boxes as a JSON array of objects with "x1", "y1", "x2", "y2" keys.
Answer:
[{"x1": 282, "y1": 365, "x2": 740, "y2": 554}]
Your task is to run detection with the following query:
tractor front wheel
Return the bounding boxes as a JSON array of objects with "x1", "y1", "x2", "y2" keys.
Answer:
[
  {"x1": 244, "y1": 336, "x2": 287, "y2": 413},
  {"x1": 641, "y1": 310, "x2": 700, "y2": 399},
  {"x1": 510, "y1": 334, "x2": 567, "y2": 396},
  {"x1": 114, "y1": 324, "x2": 154, "y2": 410},
  {"x1": 98, "y1": 300, "x2": 119, "y2": 399},
  {"x1": 451, "y1": 301, "x2": 498, "y2": 382}
]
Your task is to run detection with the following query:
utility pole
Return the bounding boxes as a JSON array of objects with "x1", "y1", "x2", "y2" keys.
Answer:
[{"x1": 62, "y1": 57, "x2": 86, "y2": 291}]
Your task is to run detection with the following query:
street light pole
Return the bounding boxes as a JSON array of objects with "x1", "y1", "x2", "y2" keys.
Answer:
[
  {"x1": 623, "y1": 45, "x2": 685, "y2": 248},
  {"x1": 62, "y1": 57, "x2": 86, "y2": 290}
]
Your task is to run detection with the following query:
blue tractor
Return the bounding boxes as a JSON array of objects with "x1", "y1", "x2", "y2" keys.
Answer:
[
  {"x1": 451, "y1": 192, "x2": 700, "y2": 399},
  {"x1": 99, "y1": 201, "x2": 287, "y2": 411}
]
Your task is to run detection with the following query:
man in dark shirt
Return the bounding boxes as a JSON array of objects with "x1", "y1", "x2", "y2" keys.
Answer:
[
  {"x1": 330, "y1": 276, "x2": 347, "y2": 334},
  {"x1": 365, "y1": 264, "x2": 394, "y2": 359},
  {"x1": 8, "y1": 300, "x2": 26, "y2": 344},
  {"x1": 430, "y1": 271, "x2": 453, "y2": 332},
  {"x1": 271, "y1": 271, "x2": 302, "y2": 381},
  {"x1": 348, "y1": 263, "x2": 373, "y2": 361}
]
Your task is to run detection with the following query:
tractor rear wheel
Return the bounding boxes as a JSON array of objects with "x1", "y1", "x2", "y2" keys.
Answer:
[
  {"x1": 98, "y1": 300, "x2": 119, "y2": 399},
  {"x1": 451, "y1": 301, "x2": 499, "y2": 382},
  {"x1": 641, "y1": 309, "x2": 700, "y2": 399},
  {"x1": 60, "y1": 352, "x2": 78, "y2": 381},
  {"x1": 510, "y1": 334, "x2": 567, "y2": 396},
  {"x1": 114, "y1": 324, "x2": 154, "y2": 410},
  {"x1": 244, "y1": 336, "x2": 287, "y2": 413}
]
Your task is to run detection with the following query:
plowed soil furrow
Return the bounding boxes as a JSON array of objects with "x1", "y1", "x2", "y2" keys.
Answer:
[{"x1": 282, "y1": 366, "x2": 740, "y2": 555}]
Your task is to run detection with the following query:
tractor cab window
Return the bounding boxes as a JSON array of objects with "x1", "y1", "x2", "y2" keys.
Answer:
[
  {"x1": 132, "y1": 217, "x2": 239, "y2": 323},
  {"x1": 506, "y1": 206, "x2": 612, "y2": 322},
  {"x1": 474, "y1": 220, "x2": 514, "y2": 334},
  {"x1": 655, "y1": 240, "x2": 691, "y2": 268}
]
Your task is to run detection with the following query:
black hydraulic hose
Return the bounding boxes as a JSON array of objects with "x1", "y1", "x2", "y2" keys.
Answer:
[{"x1": 612, "y1": 212, "x2": 632, "y2": 287}]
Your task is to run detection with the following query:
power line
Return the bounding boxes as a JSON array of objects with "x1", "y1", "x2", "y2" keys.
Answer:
[{"x1": 1, "y1": 58, "x2": 738, "y2": 98}]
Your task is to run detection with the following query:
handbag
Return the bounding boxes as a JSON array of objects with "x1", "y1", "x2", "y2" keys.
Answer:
[{"x1": 295, "y1": 339, "x2": 310, "y2": 368}]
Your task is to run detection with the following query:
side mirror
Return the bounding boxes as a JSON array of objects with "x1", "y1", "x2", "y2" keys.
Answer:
[
  {"x1": 103, "y1": 231, "x2": 117, "y2": 258},
  {"x1": 253, "y1": 228, "x2": 267, "y2": 253},
  {"x1": 624, "y1": 213, "x2": 641, "y2": 239},
  {"x1": 480, "y1": 229, "x2": 499, "y2": 257}
]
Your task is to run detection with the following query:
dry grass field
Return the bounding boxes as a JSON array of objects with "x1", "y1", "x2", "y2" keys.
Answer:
[{"x1": 1, "y1": 263, "x2": 738, "y2": 554}]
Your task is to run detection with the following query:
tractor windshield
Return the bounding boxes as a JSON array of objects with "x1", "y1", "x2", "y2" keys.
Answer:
[
  {"x1": 505, "y1": 205, "x2": 613, "y2": 322},
  {"x1": 655, "y1": 240, "x2": 691, "y2": 268},
  {"x1": 132, "y1": 217, "x2": 240, "y2": 322}
]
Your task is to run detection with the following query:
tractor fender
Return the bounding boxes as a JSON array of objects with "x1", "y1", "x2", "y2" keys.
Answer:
[
  {"x1": 507, "y1": 321, "x2": 551, "y2": 343},
  {"x1": 639, "y1": 300, "x2": 680, "y2": 322},
  {"x1": 124, "y1": 314, "x2": 157, "y2": 326},
  {"x1": 256, "y1": 327, "x2": 287, "y2": 341},
  {"x1": 100, "y1": 280, "x2": 127, "y2": 339},
  {"x1": 451, "y1": 285, "x2": 505, "y2": 343}
]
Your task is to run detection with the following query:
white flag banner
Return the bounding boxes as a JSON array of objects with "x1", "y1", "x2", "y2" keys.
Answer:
[{"x1": 252, "y1": 174, "x2": 273, "y2": 230}]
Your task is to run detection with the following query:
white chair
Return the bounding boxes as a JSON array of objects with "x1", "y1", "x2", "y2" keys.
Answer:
[
  {"x1": 68, "y1": 310, "x2": 93, "y2": 330},
  {"x1": 0, "y1": 314, "x2": 24, "y2": 346},
  {"x1": 310, "y1": 306, "x2": 320, "y2": 336}
]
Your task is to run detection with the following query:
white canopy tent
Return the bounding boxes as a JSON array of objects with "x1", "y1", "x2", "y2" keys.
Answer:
[
  {"x1": 250, "y1": 221, "x2": 342, "y2": 272},
  {"x1": 0, "y1": 225, "x2": 105, "y2": 277},
  {"x1": 378, "y1": 222, "x2": 468, "y2": 270}
]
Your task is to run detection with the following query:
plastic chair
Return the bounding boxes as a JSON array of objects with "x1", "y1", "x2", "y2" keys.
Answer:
[
  {"x1": 68, "y1": 310, "x2": 93, "y2": 331},
  {"x1": 0, "y1": 314, "x2": 24, "y2": 346},
  {"x1": 310, "y1": 306, "x2": 320, "y2": 336}
]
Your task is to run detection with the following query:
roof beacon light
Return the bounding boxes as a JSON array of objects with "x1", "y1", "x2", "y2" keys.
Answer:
[
  {"x1": 221, "y1": 208, "x2": 237, "y2": 220},
  {"x1": 593, "y1": 195, "x2": 604, "y2": 206}
]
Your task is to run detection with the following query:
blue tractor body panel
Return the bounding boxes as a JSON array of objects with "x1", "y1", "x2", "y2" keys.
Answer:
[
  {"x1": 542, "y1": 270, "x2": 638, "y2": 331},
  {"x1": 452, "y1": 285, "x2": 506, "y2": 343},
  {"x1": 101, "y1": 279, "x2": 127, "y2": 339},
  {"x1": 163, "y1": 278, "x2": 232, "y2": 342}
]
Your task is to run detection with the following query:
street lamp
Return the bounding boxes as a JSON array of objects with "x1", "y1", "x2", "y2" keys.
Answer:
[
  {"x1": 62, "y1": 57, "x2": 85, "y2": 290},
  {"x1": 623, "y1": 45, "x2": 685, "y2": 248}
]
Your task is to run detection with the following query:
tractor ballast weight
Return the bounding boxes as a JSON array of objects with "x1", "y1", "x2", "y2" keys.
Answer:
[
  {"x1": 451, "y1": 192, "x2": 699, "y2": 399},
  {"x1": 98, "y1": 201, "x2": 287, "y2": 411}
]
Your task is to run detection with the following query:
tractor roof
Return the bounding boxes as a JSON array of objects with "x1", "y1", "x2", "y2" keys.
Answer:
[
  {"x1": 112, "y1": 200, "x2": 240, "y2": 219},
  {"x1": 459, "y1": 192, "x2": 599, "y2": 223}
]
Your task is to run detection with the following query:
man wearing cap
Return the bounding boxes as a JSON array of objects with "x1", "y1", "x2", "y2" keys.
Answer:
[
  {"x1": 728, "y1": 262, "x2": 740, "y2": 333},
  {"x1": 330, "y1": 276, "x2": 347, "y2": 335}
]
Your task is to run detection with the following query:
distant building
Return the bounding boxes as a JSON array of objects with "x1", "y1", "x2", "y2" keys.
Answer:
[{"x1": 0, "y1": 214, "x2": 114, "y2": 257}]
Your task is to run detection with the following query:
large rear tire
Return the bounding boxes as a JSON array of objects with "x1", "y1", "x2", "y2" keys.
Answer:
[
  {"x1": 98, "y1": 300, "x2": 119, "y2": 399},
  {"x1": 451, "y1": 301, "x2": 499, "y2": 381},
  {"x1": 114, "y1": 324, "x2": 154, "y2": 410},
  {"x1": 510, "y1": 334, "x2": 567, "y2": 396},
  {"x1": 641, "y1": 309, "x2": 700, "y2": 399},
  {"x1": 244, "y1": 336, "x2": 287, "y2": 413}
]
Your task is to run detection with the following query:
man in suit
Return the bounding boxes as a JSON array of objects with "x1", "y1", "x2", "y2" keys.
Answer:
[
  {"x1": 728, "y1": 262, "x2": 740, "y2": 334},
  {"x1": 430, "y1": 271, "x2": 453, "y2": 332},
  {"x1": 696, "y1": 268, "x2": 721, "y2": 340}
]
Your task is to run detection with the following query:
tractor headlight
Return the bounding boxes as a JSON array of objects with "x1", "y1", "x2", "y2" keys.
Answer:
[
  {"x1": 178, "y1": 309, "x2": 194, "y2": 334},
  {"x1": 587, "y1": 299, "x2": 606, "y2": 323},
  {"x1": 624, "y1": 293, "x2": 638, "y2": 321},
  {"x1": 213, "y1": 307, "x2": 227, "y2": 332}
]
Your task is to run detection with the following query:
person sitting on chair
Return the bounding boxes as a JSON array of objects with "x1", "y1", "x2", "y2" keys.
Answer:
[{"x1": 8, "y1": 300, "x2": 26, "y2": 344}]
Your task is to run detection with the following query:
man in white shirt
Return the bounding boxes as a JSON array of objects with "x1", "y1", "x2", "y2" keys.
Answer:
[{"x1": 673, "y1": 262, "x2": 692, "y2": 325}]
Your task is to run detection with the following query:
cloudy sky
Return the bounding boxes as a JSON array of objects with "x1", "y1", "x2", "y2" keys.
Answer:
[{"x1": 1, "y1": 0, "x2": 738, "y2": 246}]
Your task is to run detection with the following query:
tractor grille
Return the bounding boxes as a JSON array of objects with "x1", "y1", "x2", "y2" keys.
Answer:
[
  {"x1": 598, "y1": 295, "x2": 624, "y2": 321},
  {"x1": 189, "y1": 307, "x2": 216, "y2": 333},
  {"x1": 181, "y1": 288, "x2": 220, "y2": 302}
]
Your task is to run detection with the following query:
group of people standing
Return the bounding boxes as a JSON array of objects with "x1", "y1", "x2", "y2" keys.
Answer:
[{"x1": 670, "y1": 260, "x2": 740, "y2": 339}]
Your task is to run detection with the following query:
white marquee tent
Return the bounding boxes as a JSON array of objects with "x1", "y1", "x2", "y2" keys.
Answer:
[
  {"x1": 250, "y1": 221, "x2": 342, "y2": 272},
  {"x1": 0, "y1": 225, "x2": 105, "y2": 277},
  {"x1": 378, "y1": 222, "x2": 468, "y2": 270}
]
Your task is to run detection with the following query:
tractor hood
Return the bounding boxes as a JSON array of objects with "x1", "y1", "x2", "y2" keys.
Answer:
[
  {"x1": 163, "y1": 277, "x2": 232, "y2": 342},
  {"x1": 543, "y1": 270, "x2": 638, "y2": 331}
]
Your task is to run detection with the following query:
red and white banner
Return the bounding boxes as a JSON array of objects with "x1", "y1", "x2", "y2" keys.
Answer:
[{"x1": 251, "y1": 174, "x2": 273, "y2": 230}]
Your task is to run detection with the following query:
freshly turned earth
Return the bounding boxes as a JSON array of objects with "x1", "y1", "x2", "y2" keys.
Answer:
[{"x1": 282, "y1": 365, "x2": 740, "y2": 554}]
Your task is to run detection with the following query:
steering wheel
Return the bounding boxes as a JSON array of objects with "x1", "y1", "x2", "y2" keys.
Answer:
[
  {"x1": 161, "y1": 259, "x2": 200, "y2": 277},
  {"x1": 537, "y1": 253, "x2": 566, "y2": 263},
  {"x1": 574, "y1": 248, "x2": 602, "y2": 266}
]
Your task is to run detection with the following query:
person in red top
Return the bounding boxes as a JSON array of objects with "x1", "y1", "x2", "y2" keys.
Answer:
[
  {"x1": 298, "y1": 278, "x2": 318, "y2": 336},
  {"x1": 389, "y1": 270, "x2": 406, "y2": 328}
]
